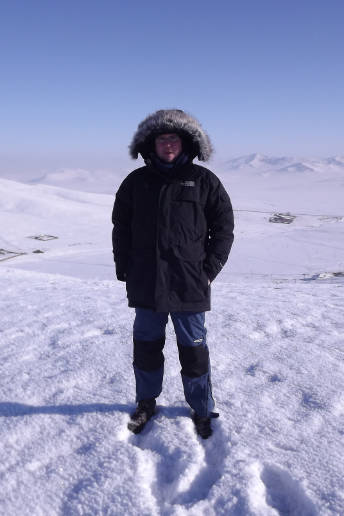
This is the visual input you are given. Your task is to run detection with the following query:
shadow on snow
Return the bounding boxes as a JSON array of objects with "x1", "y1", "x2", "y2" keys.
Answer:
[
  {"x1": 0, "y1": 401, "x2": 191, "y2": 419},
  {"x1": 0, "y1": 401, "x2": 130, "y2": 417}
]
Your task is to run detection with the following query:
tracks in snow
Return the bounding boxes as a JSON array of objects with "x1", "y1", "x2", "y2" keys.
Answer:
[
  {"x1": 121, "y1": 409, "x2": 229, "y2": 515},
  {"x1": 248, "y1": 462, "x2": 317, "y2": 515}
]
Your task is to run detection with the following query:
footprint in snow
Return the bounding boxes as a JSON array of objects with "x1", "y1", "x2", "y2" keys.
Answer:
[
  {"x1": 171, "y1": 418, "x2": 229, "y2": 507},
  {"x1": 260, "y1": 464, "x2": 317, "y2": 516},
  {"x1": 126, "y1": 407, "x2": 229, "y2": 511}
]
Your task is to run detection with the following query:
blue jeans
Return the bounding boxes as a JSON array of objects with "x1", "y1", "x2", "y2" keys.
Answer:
[{"x1": 132, "y1": 308, "x2": 215, "y2": 417}]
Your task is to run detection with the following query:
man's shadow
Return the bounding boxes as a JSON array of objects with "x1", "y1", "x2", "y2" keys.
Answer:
[
  {"x1": 0, "y1": 401, "x2": 129, "y2": 417},
  {"x1": 0, "y1": 402, "x2": 190, "y2": 418}
]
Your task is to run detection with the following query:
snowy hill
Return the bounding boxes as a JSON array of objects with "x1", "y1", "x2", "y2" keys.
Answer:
[
  {"x1": 222, "y1": 153, "x2": 294, "y2": 171},
  {"x1": 0, "y1": 177, "x2": 114, "y2": 279},
  {"x1": 0, "y1": 164, "x2": 344, "y2": 515},
  {"x1": 222, "y1": 153, "x2": 344, "y2": 176},
  {"x1": 28, "y1": 167, "x2": 123, "y2": 195}
]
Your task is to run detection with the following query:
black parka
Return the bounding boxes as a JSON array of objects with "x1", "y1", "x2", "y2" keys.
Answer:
[{"x1": 112, "y1": 163, "x2": 234, "y2": 312}]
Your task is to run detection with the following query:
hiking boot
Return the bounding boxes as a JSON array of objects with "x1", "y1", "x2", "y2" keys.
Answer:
[
  {"x1": 192, "y1": 411, "x2": 218, "y2": 439},
  {"x1": 127, "y1": 398, "x2": 156, "y2": 434}
]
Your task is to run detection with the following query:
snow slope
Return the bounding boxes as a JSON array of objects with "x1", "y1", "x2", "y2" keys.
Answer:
[
  {"x1": 0, "y1": 178, "x2": 114, "y2": 280},
  {"x1": 0, "y1": 158, "x2": 343, "y2": 515}
]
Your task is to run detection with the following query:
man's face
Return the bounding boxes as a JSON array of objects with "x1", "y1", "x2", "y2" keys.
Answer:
[{"x1": 155, "y1": 133, "x2": 182, "y2": 162}]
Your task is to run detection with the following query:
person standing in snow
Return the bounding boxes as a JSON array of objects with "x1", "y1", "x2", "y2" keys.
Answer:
[{"x1": 112, "y1": 109, "x2": 234, "y2": 438}]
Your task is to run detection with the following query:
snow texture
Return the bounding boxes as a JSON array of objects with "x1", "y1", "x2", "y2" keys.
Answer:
[{"x1": 0, "y1": 156, "x2": 343, "y2": 515}]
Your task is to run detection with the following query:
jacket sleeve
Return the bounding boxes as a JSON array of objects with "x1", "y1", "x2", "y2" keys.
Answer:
[
  {"x1": 204, "y1": 175, "x2": 234, "y2": 282},
  {"x1": 112, "y1": 176, "x2": 133, "y2": 281}
]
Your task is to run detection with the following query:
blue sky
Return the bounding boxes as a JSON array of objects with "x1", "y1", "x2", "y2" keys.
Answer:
[{"x1": 1, "y1": 0, "x2": 343, "y2": 174}]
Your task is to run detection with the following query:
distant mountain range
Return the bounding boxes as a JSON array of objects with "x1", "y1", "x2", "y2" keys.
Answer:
[
  {"x1": 222, "y1": 153, "x2": 344, "y2": 173},
  {"x1": 1, "y1": 153, "x2": 343, "y2": 196}
]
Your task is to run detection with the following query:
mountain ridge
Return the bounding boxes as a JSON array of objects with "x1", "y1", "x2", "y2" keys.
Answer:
[{"x1": 222, "y1": 153, "x2": 344, "y2": 174}]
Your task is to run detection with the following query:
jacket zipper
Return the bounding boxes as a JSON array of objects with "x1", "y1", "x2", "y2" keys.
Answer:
[{"x1": 154, "y1": 183, "x2": 167, "y2": 306}]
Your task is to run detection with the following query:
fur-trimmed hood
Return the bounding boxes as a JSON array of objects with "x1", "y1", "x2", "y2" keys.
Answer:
[{"x1": 129, "y1": 109, "x2": 213, "y2": 161}]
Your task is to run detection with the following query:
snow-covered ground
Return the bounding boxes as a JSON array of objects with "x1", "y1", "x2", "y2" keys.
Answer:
[{"x1": 0, "y1": 155, "x2": 343, "y2": 515}]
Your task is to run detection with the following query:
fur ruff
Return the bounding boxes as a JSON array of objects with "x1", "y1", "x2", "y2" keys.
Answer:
[{"x1": 129, "y1": 109, "x2": 213, "y2": 161}]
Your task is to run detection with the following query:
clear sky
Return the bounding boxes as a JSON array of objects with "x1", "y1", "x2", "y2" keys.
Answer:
[{"x1": 1, "y1": 0, "x2": 343, "y2": 175}]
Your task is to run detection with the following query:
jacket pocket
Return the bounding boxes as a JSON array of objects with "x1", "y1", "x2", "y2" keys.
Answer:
[
  {"x1": 172, "y1": 237, "x2": 206, "y2": 262},
  {"x1": 169, "y1": 252, "x2": 209, "y2": 303}
]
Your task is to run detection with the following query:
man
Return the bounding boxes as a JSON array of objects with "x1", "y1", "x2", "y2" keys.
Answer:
[{"x1": 112, "y1": 109, "x2": 234, "y2": 438}]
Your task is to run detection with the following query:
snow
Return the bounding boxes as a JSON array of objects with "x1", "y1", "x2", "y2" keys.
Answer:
[
  {"x1": 0, "y1": 156, "x2": 343, "y2": 515},
  {"x1": 28, "y1": 168, "x2": 125, "y2": 195},
  {"x1": 222, "y1": 153, "x2": 344, "y2": 176}
]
